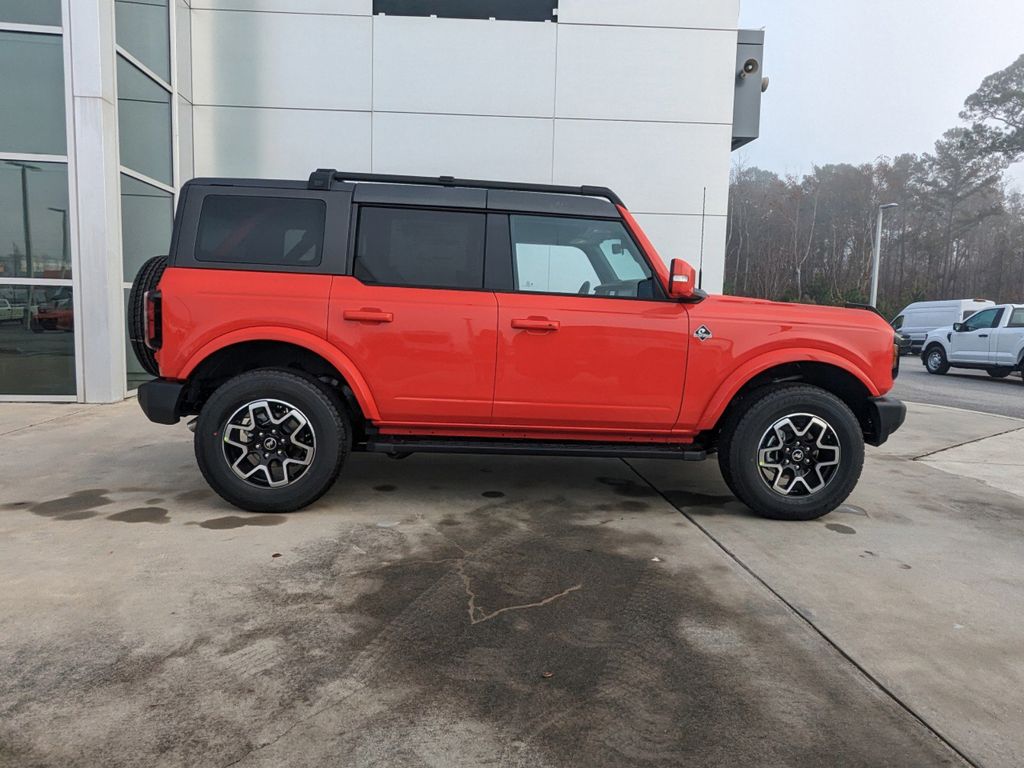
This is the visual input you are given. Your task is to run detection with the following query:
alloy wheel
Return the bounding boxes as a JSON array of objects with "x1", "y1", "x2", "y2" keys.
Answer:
[
  {"x1": 221, "y1": 399, "x2": 316, "y2": 488},
  {"x1": 756, "y1": 413, "x2": 841, "y2": 497}
]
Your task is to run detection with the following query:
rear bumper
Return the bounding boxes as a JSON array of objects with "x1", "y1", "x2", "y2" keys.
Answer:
[
  {"x1": 864, "y1": 396, "x2": 906, "y2": 447},
  {"x1": 137, "y1": 379, "x2": 184, "y2": 425}
]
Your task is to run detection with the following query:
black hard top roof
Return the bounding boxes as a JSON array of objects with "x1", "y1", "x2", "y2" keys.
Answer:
[{"x1": 183, "y1": 170, "x2": 624, "y2": 219}]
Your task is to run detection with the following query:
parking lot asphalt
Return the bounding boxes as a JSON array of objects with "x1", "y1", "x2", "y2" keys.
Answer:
[
  {"x1": 1, "y1": 399, "x2": 1022, "y2": 767},
  {"x1": 892, "y1": 361, "x2": 1024, "y2": 419}
]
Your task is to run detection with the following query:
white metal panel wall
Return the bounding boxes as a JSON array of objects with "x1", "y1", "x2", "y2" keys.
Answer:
[
  {"x1": 373, "y1": 17, "x2": 556, "y2": 118},
  {"x1": 188, "y1": 5, "x2": 740, "y2": 291}
]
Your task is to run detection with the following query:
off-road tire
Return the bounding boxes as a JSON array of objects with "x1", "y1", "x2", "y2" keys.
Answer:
[
  {"x1": 924, "y1": 345, "x2": 950, "y2": 375},
  {"x1": 195, "y1": 369, "x2": 350, "y2": 513},
  {"x1": 717, "y1": 384, "x2": 864, "y2": 521},
  {"x1": 987, "y1": 368, "x2": 1012, "y2": 379},
  {"x1": 127, "y1": 255, "x2": 167, "y2": 377}
]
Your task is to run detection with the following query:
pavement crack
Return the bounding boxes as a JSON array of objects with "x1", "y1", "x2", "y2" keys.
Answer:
[
  {"x1": 455, "y1": 557, "x2": 582, "y2": 625},
  {"x1": 911, "y1": 426, "x2": 1024, "y2": 461}
]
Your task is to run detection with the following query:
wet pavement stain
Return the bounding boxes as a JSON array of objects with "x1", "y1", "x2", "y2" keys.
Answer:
[
  {"x1": 146, "y1": 498, "x2": 164, "y2": 505},
  {"x1": 30, "y1": 489, "x2": 112, "y2": 518},
  {"x1": 2, "y1": 501, "x2": 31, "y2": 510},
  {"x1": 196, "y1": 515, "x2": 287, "y2": 530},
  {"x1": 482, "y1": 491, "x2": 506, "y2": 499},
  {"x1": 175, "y1": 489, "x2": 214, "y2": 503},
  {"x1": 57, "y1": 511, "x2": 98, "y2": 521},
  {"x1": 107, "y1": 507, "x2": 170, "y2": 525},
  {"x1": 596, "y1": 476, "x2": 658, "y2": 499},
  {"x1": 373, "y1": 485, "x2": 398, "y2": 493},
  {"x1": 825, "y1": 523, "x2": 856, "y2": 535}
]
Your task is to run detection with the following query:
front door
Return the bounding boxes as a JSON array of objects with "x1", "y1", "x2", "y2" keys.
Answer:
[
  {"x1": 949, "y1": 307, "x2": 1003, "y2": 364},
  {"x1": 492, "y1": 214, "x2": 687, "y2": 433},
  {"x1": 329, "y1": 205, "x2": 497, "y2": 425}
]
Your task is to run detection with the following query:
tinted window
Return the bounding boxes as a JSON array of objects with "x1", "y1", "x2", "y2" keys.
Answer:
[
  {"x1": 373, "y1": 0, "x2": 557, "y2": 22},
  {"x1": 0, "y1": 283, "x2": 75, "y2": 396},
  {"x1": 0, "y1": 160, "x2": 71, "y2": 278},
  {"x1": 891, "y1": 315, "x2": 904, "y2": 330},
  {"x1": 0, "y1": 31, "x2": 66, "y2": 155},
  {"x1": 1009, "y1": 309, "x2": 1024, "y2": 328},
  {"x1": 0, "y1": 0, "x2": 61, "y2": 26},
  {"x1": 116, "y1": 54, "x2": 172, "y2": 184},
  {"x1": 121, "y1": 174, "x2": 173, "y2": 281},
  {"x1": 963, "y1": 308, "x2": 1000, "y2": 331},
  {"x1": 115, "y1": 0, "x2": 170, "y2": 83},
  {"x1": 196, "y1": 195, "x2": 326, "y2": 267},
  {"x1": 510, "y1": 216, "x2": 656, "y2": 299},
  {"x1": 355, "y1": 207, "x2": 486, "y2": 290}
]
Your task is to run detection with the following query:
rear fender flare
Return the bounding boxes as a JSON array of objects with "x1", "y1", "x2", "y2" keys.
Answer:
[
  {"x1": 179, "y1": 327, "x2": 381, "y2": 421},
  {"x1": 695, "y1": 349, "x2": 881, "y2": 431}
]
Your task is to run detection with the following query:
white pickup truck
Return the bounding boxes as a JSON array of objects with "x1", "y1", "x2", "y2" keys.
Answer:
[{"x1": 922, "y1": 304, "x2": 1024, "y2": 381}]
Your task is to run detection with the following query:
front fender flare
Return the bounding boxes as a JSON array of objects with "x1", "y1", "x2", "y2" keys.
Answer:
[
  {"x1": 695, "y1": 349, "x2": 881, "y2": 432},
  {"x1": 178, "y1": 326, "x2": 381, "y2": 421}
]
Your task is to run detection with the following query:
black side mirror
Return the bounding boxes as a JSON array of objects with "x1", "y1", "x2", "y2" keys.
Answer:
[{"x1": 953, "y1": 322, "x2": 966, "y2": 332}]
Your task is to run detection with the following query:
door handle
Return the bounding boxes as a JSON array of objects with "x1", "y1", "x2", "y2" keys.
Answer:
[
  {"x1": 979, "y1": 333, "x2": 989, "y2": 338},
  {"x1": 344, "y1": 309, "x2": 393, "y2": 324},
  {"x1": 512, "y1": 318, "x2": 560, "y2": 332}
]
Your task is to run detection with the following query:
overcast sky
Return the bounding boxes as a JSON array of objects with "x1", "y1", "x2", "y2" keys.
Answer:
[{"x1": 736, "y1": 0, "x2": 1024, "y2": 188}]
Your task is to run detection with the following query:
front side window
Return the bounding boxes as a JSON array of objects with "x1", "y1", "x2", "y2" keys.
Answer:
[
  {"x1": 509, "y1": 216, "x2": 656, "y2": 299},
  {"x1": 355, "y1": 207, "x2": 486, "y2": 290},
  {"x1": 196, "y1": 195, "x2": 326, "y2": 267},
  {"x1": 891, "y1": 315, "x2": 904, "y2": 330},
  {"x1": 962, "y1": 308, "x2": 1001, "y2": 332}
]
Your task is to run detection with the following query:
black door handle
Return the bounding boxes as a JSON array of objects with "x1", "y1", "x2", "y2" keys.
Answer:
[{"x1": 979, "y1": 334, "x2": 989, "y2": 338}]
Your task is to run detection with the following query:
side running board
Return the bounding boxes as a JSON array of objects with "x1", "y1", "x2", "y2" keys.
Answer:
[{"x1": 362, "y1": 437, "x2": 707, "y2": 461}]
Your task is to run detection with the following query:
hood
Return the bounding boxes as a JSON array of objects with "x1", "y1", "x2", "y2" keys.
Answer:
[{"x1": 699, "y1": 294, "x2": 893, "y2": 331}]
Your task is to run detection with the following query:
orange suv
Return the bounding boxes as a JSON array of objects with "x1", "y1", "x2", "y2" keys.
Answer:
[{"x1": 130, "y1": 170, "x2": 905, "y2": 519}]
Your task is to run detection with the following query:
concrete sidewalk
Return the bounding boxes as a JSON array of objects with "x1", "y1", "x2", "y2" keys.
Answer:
[{"x1": 0, "y1": 398, "x2": 1021, "y2": 767}]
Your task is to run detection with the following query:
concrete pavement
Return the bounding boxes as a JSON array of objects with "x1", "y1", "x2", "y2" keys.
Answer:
[{"x1": 0, "y1": 398, "x2": 1021, "y2": 767}]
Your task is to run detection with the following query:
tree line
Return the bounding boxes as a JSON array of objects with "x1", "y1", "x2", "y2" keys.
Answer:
[{"x1": 725, "y1": 54, "x2": 1024, "y2": 319}]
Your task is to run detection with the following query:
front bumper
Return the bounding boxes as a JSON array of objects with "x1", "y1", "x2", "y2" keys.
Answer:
[
  {"x1": 864, "y1": 396, "x2": 906, "y2": 447},
  {"x1": 137, "y1": 379, "x2": 185, "y2": 425}
]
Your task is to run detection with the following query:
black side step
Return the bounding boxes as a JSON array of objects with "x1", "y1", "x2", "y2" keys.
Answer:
[{"x1": 363, "y1": 437, "x2": 707, "y2": 461}]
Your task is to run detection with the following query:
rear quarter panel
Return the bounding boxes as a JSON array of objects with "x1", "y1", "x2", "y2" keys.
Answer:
[
  {"x1": 678, "y1": 296, "x2": 894, "y2": 432},
  {"x1": 157, "y1": 267, "x2": 333, "y2": 378}
]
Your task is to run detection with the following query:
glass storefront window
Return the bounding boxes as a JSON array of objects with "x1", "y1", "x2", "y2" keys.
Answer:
[
  {"x1": 0, "y1": 0, "x2": 61, "y2": 27},
  {"x1": 0, "y1": 283, "x2": 75, "y2": 396},
  {"x1": 0, "y1": 31, "x2": 66, "y2": 156},
  {"x1": 0, "y1": 161, "x2": 71, "y2": 279},
  {"x1": 115, "y1": 0, "x2": 170, "y2": 83},
  {"x1": 120, "y1": 174, "x2": 173, "y2": 283},
  {"x1": 116, "y1": 55, "x2": 172, "y2": 185}
]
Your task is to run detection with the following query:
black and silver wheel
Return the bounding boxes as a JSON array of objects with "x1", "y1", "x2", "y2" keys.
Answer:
[
  {"x1": 717, "y1": 384, "x2": 864, "y2": 521},
  {"x1": 924, "y1": 346, "x2": 949, "y2": 375},
  {"x1": 987, "y1": 368, "x2": 1012, "y2": 379},
  {"x1": 195, "y1": 369, "x2": 350, "y2": 513}
]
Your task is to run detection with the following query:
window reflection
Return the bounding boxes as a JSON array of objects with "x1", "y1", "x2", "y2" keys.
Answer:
[
  {"x1": 121, "y1": 174, "x2": 172, "y2": 282},
  {"x1": 0, "y1": 284, "x2": 75, "y2": 395},
  {"x1": 0, "y1": 161, "x2": 72, "y2": 279},
  {"x1": 116, "y1": 55, "x2": 172, "y2": 185},
  {"x1": 115, "y1": 0, "x2": 170, "y2": 83}
]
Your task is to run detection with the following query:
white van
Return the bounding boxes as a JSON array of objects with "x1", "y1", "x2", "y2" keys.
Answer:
[{"x1": 891, "y1": 299, "x2": 995, "y2": 355}]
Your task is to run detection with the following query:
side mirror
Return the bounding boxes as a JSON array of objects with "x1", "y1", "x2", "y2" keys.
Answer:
[
  {"x1": 668, "y1": 259, "x2": 697, "y2": 299},
  {"x1": 953, "y1": 322, "x2": 965, "y2": 333}
]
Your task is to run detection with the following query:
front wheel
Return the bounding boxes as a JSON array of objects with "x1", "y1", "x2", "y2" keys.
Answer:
[
  {"x1": 195, "y1": 369, "x2": 350, "y2": 513},
  {"x1": 717, "y1": 385, "x2": 864, "y2": 521},
  {"x1": 924, "y1": 346, "x2": 949, "y2": 375}
]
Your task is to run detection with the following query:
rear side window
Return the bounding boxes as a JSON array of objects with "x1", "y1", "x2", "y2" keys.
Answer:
[
  {"x1": 196, "y1": 195, "x2": 326, "y2": 266},
  {"x1": 1008, "y1": 308, "x2": 1024, "y2": 328},
  {"x1": 355, "y1": 207, "x2": 486, "y2": 290}
]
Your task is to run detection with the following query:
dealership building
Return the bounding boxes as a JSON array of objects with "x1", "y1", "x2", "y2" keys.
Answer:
[{"x1": 0, "y1": 0, "x2": 763, "y2": 402}]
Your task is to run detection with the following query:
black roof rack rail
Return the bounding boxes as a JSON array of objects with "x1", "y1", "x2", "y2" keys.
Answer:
[{"x1": 307, "y1": 168, "x2": 625, "y2": 208}]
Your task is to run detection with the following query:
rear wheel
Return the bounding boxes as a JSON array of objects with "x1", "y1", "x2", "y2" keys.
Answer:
[
  {"x1": 924, "y1": 346, "x2": 949, "y2": 375},
  {"x1": 717, "y1": 385, "x2": 864, "y2": 521},
  {"x1": 127, "y1": 255, "x2": 167, "y2": 377},
  {"x1": 987, "y1": 368, "x2": 1012, "y2": 379},
  {"x1": 195, "y1": 369, "x2": 350, "y2": 513}
]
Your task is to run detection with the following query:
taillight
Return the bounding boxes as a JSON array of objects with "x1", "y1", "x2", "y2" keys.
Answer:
[{"x1": 144, "y1": 289, "x2": 162, "y2": 350}]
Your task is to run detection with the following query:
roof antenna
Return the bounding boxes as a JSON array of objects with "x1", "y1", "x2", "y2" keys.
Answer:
[{"x1": 698, "y1": 186, "x2": 707, "y2": 290}]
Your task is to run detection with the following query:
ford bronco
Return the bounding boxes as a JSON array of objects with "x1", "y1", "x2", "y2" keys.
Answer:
[{"x1": 130, "y1": 170, "x2": 905, "y2": 520}]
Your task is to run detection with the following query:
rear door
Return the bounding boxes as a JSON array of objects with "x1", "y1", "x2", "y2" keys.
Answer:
[
  {"x1": 992, "y1": 307, "x2": 1024, "y2": 368},
  {"x1": 328, "y1": 202, "x2": 497, "y2": 425},
  {"x1": 491, "y1": 214, "x2": 687, "y2": 433},
  {"x1": 949, "y1": 307, "x2": 1003, "y2": 363}
]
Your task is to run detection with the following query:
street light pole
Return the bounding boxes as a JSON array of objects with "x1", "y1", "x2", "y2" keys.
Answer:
[{"x1": 869, "y1": 203, "x2": 900, "y2": 308}]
